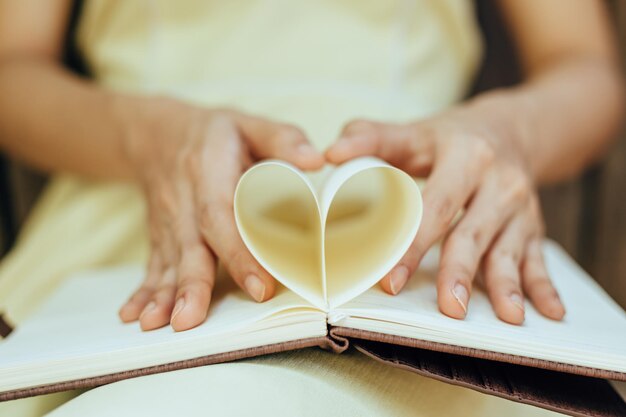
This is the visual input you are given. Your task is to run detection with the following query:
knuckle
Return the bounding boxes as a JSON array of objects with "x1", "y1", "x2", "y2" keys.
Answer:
[
  {"x1": 130, "y1": 286, "x2": 154, "y2": 302},
  {"x1": 177, "y1": 274, "x2": 213, "y2": 296},
  {"x1": 155, "y1": 282, "x2": 177, "y2": 295},
  {"x1": 485, "y1": 264, "x2": 515, "y2": 283},
  {"x1": 486, "y1": 247, "x2": 518, "y2": 270},
  {"x1": 210, "y1": 108, "x2": 230, "y2": 119},
  {"x1": 415, "y1": 124, "x2": 439, "y2": 141},
  {"x1": 408, "y1": 237, "x2": 429, "y2": 262},
  {"x1": 527, "y1": 278, "x2": 557, "y2": 297},
  {"x1": 209, "y1": 111, "x2": 235, "y2": 127},
  {"x1": 343, "y1": 119, "x2": 375, "y2": 135},
  {"x1": 489, "y1": 275, "x2": 520, "y2": 294},
  {"x1": 468, "y1": 138, "x2": 496, "y2": 172},
  {"x1": 492, "y1": 246, "x2": 513, "y2": 260},
  {"x1": 139, "y1": 282, "x2": 157, "y2": 293},
  {"x1": 452, "y1": 225, "x2": 484, "y2": 249},
  {"x1": 501, "y1": 172, "x2": 531, "y2": 207},
  {"x1": 197, "y1": 199, "x2": 230, "y2": 235},
  {"x1": 523, "y1": 261, "x2": 548, "y2": 283},
  {"x1": 459, "y1": 226, "x2": 485, "y2": 247},
  {"x1": 271, "y1": 131, "x2": 299, "y2": 151},
  {"x1": 439, "y1": 261, "x2": 473, "y2": 282},
  {"x1": 471, "y1": 138, "x2": 496, "y2": 166},
  {"x1": 228, "y1": 249, "x2": 251, "y2": 275},
  {"x1": 277, "y1": 124, "x2": 306, "y2": 142},
  {"x1": 428, "y1": 195, "x2": 456, "y2": 223}
]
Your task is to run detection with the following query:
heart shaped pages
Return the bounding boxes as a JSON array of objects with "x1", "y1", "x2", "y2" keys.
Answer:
[{"x1": 234, "y1": 157, "x2": 422, "y2": 311}]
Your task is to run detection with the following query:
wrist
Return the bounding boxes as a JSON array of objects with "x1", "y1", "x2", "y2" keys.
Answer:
[{"x1": 109, "y1": 94, "x2": 194, "y2": 181}]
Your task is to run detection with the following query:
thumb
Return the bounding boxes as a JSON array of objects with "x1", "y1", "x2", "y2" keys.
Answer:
[
  {"x1": 325, "y1": 134, "x2": 378, "y2": 164},
  {"x1": 325, "y1": 119, "x2": 412, "y2": 165},
  {"x1": 234, "y1": 113, "x2": 325, "y2": 170},
  {"x1": 266, "y1": 124, "x2": 326, "y2": 170}
]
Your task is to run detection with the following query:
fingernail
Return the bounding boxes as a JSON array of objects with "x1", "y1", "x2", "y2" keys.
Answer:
[
  {"x1": 140, "y1": 301, "x2": 156, "y2": 319},
  {"x1": 389, "y1": 266, "x2": 409, "y2": 295},
  {"x1": 451, "y1": 283, "x2": 468, "y2": 315},
  {"x1": 550, "y1": 293, "x2": 566, "y2": 316},
  {"x1": 510, "y1": 293, "x2": 524, "y2": 312},
  {"x1": 244, "y1": 274, "x2": 266, "y2": 302},
  {"x1": 171, "y1": 297, "x2": 186, "y2": 320}
]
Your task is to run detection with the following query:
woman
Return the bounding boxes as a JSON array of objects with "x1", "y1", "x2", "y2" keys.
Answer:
[{"x1": 0, "y1": 0, "x2": 622, "y2": 416}]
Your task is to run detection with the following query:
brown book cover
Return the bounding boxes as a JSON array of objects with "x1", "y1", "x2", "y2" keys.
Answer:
[{"x1": 2, "y1": 328, "x2": 625, "y2": 417}]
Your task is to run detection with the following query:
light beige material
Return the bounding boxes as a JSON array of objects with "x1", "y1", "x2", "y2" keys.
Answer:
[
  {"x1": 0, "y1": 393, "x2": 78, "y2": 417},
  {"x1": 0, "y1": 0, "x2": 560, "y2": 416}
]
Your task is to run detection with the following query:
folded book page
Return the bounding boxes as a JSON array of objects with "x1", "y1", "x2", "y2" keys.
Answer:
[{"x1": 234, "y1": 157, "x2": 423, "y2": 310}]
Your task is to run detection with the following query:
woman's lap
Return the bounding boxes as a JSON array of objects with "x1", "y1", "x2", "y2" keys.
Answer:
[{"x1": 44, "y1": 348, "x2": 559, "y2": 417}]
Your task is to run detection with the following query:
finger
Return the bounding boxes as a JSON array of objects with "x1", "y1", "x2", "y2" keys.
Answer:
[
  {"x1": 380, "y1": 142, "x2": 492, "y2": 296},
  {"x1": 325, "y1": 120, "x2": 383, "y2": 162},
  {"x1": 120, "y1": 198, "x2": 168, "y2": 323},
  {"x1": 150, "y1": 183, "x2": 182, "y2": 269},
  {"x1": 135, "y1": 185, "x2": 183, "y2": 331},
  {"x1": 166, "y1": 179, "x2": 217, "y2": 332},
  {"x1": 434, "y1": 171, "x2": 529, "y2": 320},
  {"x1": 139, "y1": 266, "x2": 178, "y2": 331},
  {"x1": 170, "y1": 243, "x2": 216, "y2": 331},
  {"x1": 234, "y1": 113, "x2": 325, "y2": 170},
  {"x1": 325, "y1": 120, "x2": 434, "y2": 174},
  {"x1": 198, "y1": 199, "x2": 276, "y2": 303},
  {"x1": 194, "y1": 121, "x2": 276, "y2": 302},
  {"x1": 522, "y1": 239, "x2": 566, "y2": 320},
  {"x1": 119, "y1": 249, "x2": 162, "y2": 322},
  {"x1": 482, "y1": 212, "x2": 535, "y2": 325}
]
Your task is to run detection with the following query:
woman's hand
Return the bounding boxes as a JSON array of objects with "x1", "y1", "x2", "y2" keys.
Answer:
[
  {"x1": 325, "y1": 100, "x2": 566, "y2": 325},
  {"x1": 117, "y1": 98, "x2": 324, "y2": 331}
]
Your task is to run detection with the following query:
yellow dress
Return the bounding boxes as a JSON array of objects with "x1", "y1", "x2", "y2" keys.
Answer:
[{"x1": 0, "y1": 1, "x2": 559, "y2": 415}]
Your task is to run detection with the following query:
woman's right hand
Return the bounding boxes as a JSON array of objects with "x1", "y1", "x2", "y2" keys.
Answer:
[{"x1": 117, "y1": 98, "x2": 324, "y2": 331}]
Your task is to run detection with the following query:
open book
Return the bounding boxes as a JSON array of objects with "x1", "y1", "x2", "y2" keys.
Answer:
[{"x1": 0, "y1": 158, "x2": 625, "y2": 416}]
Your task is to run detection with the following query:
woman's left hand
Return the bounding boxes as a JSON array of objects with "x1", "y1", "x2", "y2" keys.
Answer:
[{"x1": 325, "y1": 102, "x2": 566, "y2": 325}]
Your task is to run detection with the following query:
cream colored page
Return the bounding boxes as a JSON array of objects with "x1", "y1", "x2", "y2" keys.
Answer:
[
  {"x1": 235, "y1": 162, "x2": 325, "y2": 308},
  {"x1": 330, "y1": 241, "x2": 626, "y2": 373},
  {"x1": 320, "y1": 158, "x2": 422, "y2": 309},
  {"x1": 0, "y1": 266, "x2": 325, "y2": 392},
  {"x1": 235, "y1": 157, "x2": 422, "y2": 311}
]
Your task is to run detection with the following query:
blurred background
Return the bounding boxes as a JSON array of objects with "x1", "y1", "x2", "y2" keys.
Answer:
[{"x1": 0, "y1": 0, "x2": 625, "y2": 308}]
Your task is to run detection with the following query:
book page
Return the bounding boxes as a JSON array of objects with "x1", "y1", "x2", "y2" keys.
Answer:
[
  {"x1": 0, "y1": 266, "x2": 326, "y2": 393},
  {"x1": 235, "y1": 157, "x2": 422, "y2": 310},
  {"x1": 329, "y1": 241, "x2": 626, "y2": 373},
  {"x1": 321, "y1": 158, "x2": 422, "y2": 308},
  {"x1": 235, "y1": 161, "x2": 325, "y2": 308}
]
